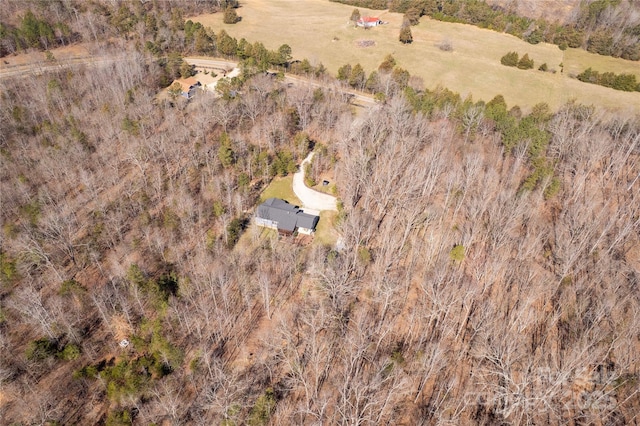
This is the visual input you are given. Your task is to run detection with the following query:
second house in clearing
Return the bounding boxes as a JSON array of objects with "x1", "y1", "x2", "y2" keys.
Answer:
[{"x1": 255, "y1": 198, "x2": 319, "y2": 235}]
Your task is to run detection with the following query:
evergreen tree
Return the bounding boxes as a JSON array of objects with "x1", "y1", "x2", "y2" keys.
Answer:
[
  {"x1": 365, "y1": 70, "x2": 380, "y2": 92},
  {"x1": 223, "y1": 7, "x2": 240, "y2": 24},
  {"x1": 350, "y1": 9, "x2": 361, "y2": 26},
  {"x1": 218, "y1": 133, "x2": 235, "y2": 167},
  {"x1": 349, "y1": 63, "x2": 366, "y2": 89},
  {"x1": 500, "y1": 51, "x2": 519, "y2": 67},
  {"x1": 237, "y1": 38, "x2": 252, "y2": 59},
  {"x1": 378, "y1": 54, "x2": 396, "y2": 73},
  {"x1": 272, "y1": 44, "x2": 292, "y2": 68},
  {"x1": 392, "y1": 67, "x2": 410, "y2": 88},
  {"x1": 216, "y1": 30, "x2": 237, "y2": 56},
  {"x1": 399, "y1": 25, "x2": 413, "y2": 44},
  {"x1": 517, "y1": 53, "x2": 534, "y2": 69},
  {"x1": 337, "y1": 64, "x2": 352, "y2": 81},
  {"x1": 180, "y1": 61, "x2": 194, "y2": 78}
]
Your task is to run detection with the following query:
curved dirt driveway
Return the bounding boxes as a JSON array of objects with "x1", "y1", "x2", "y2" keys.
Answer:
[{"x1": 292, "y1": 152, "x2": 338, "y2": 212}]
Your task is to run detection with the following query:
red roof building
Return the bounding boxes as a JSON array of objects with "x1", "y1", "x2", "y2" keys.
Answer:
[{"x1": 357, "y1": 16, "x2": 382, "y2": 27}]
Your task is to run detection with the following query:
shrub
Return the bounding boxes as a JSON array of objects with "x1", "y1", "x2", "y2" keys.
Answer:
[
  {"x1": 226, "y1": 217, "x2": 245, "y2": 249},
  {"x1": 357, "y1": 246, "x2": 372, "y2": 264},
  {"x1": 26, "y1": 338, "x2": 58, "y2": 361},
  {"x1": 304, "y1": 163, "x2": 316, "y2": 187},
  {"x1": 60, "y1": 279, "x2": 86, "y2": 296},
  {"x1": 248, "y1": 388, "x2": 276, "y2": 426},
  {"x1": 538, "y1": 63, "x2": 548, "y2": 72},
  {"x1": 59, "y1": 344, "x2": 81, "y2": 361},
  {"x1": 238, "y1": 172, "x2": 250, "y2": 189},
  {"x1": 0, "y1": 252, "x2": 18, "y2": 285},
  {"x1": 500, "y1": 51, "x2": 519, "y2": 67},
  {"x1": 20, "y1": 199, "x2": 41, "y2": 226},
  {"x1": 103, "y1": 358, "x2": 151, "y2": 402},
  {"x1": 223, "y1": 7, "x2": 240, "y2": 24},
  {"x1": 449, "y1": 245, "x2": 465, "y2": 263},
  {"x1": 544, "y1": 177, "x2": 561, "y2": 199},
  {"x1": 378, "y1": 54, "x2": 396, "y2": 73},
  {"x1": 517, "y1": 53, "x2": 534, "y2": 69},
  {"x1": 73, "y1": 364, "x2": 99, "y2": 379},
  {"x1": 213, "y1": 200, "x2": 226, "y2": 218},
  {"x1": 106, "y1": 409, "x2": 133, "y2": 426},
  {"x1": 437, "y1": 39, "x2": 453, "y2": 51}
]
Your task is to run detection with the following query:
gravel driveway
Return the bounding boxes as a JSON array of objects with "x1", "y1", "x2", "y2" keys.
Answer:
[{"x1": 292, "y1": 152, "x2": 338, "y2": 212}]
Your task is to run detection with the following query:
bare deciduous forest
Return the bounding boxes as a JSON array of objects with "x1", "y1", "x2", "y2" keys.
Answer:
[{"x1": 1, "y1": 1, "x2": 639, "y2": 425}]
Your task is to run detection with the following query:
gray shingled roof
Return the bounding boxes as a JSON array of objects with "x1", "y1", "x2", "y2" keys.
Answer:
[
  {"x1": 257, "y1": 198, "x2": 319, "y2": 232},
  {"x1": 296, "y1": 212, "x2": 319, "y2": 230}
]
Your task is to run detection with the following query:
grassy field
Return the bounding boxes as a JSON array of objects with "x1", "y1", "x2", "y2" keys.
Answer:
[
  {"x1": 563, "y1": 48, "x2": 640, "y2": 78},
  {"x1": 193, "y1": 0, "x2": 640, "y2": 112},
  {"x1": 315, "y1": 210, "x2": 339, "y2": 246},
  {"x1": 259, "y1": 175, "x2": 301, "y2": 205}
]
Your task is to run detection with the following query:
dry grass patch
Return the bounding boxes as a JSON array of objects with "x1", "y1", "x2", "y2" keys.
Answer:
[
  {"x1": 193, "y1": 0, "x2": 640, "y2": 112},
  {"x1": 563, "y1": 47, "x2": 640, "y2": 78},
  {"x1": 0, "y1": 44, "x2": 91, "y2": 67},
  {"x1": 111, "y1": 314, "x2": 133, "y2": 342}
]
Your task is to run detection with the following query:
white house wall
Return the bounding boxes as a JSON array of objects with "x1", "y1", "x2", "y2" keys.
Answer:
[{"x1": 255, "y1": 217, "x2": 278, "y2": 230}]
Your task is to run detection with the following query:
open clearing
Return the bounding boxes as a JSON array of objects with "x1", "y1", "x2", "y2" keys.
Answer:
[
  {"x1": 258, "y1": 172, "x2": 339, "y2": 246},
  {"x1": 259, "y1": 175, "x2": 301, "y2": 205},
  {"x1": 193, "y1": 0, "x2": 640, "y2": 112}
]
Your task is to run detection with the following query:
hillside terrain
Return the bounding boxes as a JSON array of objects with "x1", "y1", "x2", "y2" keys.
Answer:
[
  {"x1": 1, "y1": 1, "x2": 640, "y2": 425},
  {"x1": 193, "y1": 0, "x2": 640, "y2": 112}
]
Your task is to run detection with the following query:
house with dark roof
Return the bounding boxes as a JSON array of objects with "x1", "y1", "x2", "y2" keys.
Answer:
[{"x1": 255, "y1": 198, "x2": 319, "y2": 235}]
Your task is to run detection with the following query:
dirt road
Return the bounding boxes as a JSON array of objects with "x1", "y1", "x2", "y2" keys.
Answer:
[
  {"x1": 184, "y1": 57, "x2": 376, "y2": 108},
  {"x1": 292, "y1": 152, "x2": 338, "y2": 212}
]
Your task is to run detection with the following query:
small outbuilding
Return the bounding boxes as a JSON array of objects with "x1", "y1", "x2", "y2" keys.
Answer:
[
  {"x1": 357, "y1": 16, "x2": 383, "y2": 28},
  {"x1": 255, "y1": 198, "x2": 319, "y2": 235}
]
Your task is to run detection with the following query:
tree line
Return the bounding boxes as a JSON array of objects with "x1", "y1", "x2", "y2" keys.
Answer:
[
  {"x1": 577, "y1": 67, "x2": 640, "y2": 92},
  {"x1": 0, "y1": 10, "x2": 77, "y2": 56}
]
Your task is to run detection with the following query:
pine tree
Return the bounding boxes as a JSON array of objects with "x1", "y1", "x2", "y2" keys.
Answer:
[
  {"x1": 223, "y1": 7, "x2": 240, "y2": 24},
  {"x1": 517, "y1": 53, "x2": 534, "y2": 69},
  {"x1": 399, "y1": 25, "x2": 413, "y2": 44},
  {"x1": 500, "y1": 51, "x2": 519, "y2": 67},
  {"x1": 337, "y1": 64, "x2": 352, "y2": 81},
  {"x1": 349, "y1": 63, "x2": 366, "y2": 89},
  {"x1": 378, "y1": 54, "x2": 396, "y2": 73},
  {"x1": 350, "y1": 9, "x2": 361, "y2": 26}
]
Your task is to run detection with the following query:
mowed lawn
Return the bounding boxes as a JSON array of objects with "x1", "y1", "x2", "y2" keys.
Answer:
[
  {"x1": 259, "y1": 175, "x2": 301, "y2": 205},
  {"x1": 193, "y1": 0, "x2": 640, "y2": 112}
]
